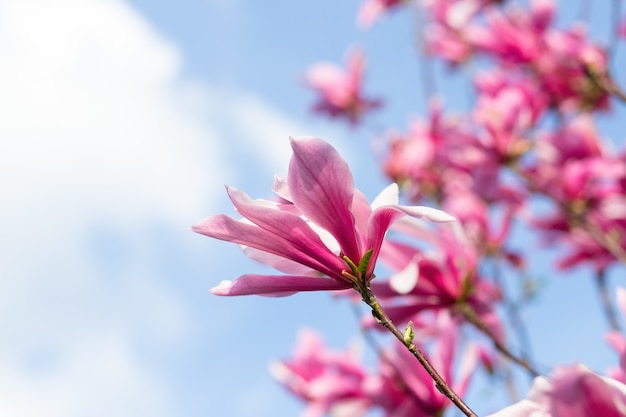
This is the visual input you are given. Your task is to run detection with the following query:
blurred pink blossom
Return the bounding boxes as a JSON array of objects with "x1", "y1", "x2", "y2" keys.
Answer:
[
  {"x1": 273, "y1": 314, "x2": 483, "y2": 417},
  {"x1": 467, "y1": 0, "x2": 609, "y2": 111},
  {"x1": 487, "y1": 364, "x2": 626, "y2": 417},
  {"x1": 305, "y1": 50, "x2": 381, "y2": 124},
  {"x1": 526, "y1": 116, "x2": 626, "y2": 270},
  {"x1": 357, "y1": 0, "x2": 407, "y2": 28},
  {"x1": 270, "y1": 329, "x2": 375, "y2": 417},
  {"x1": 422, "y1": 0, "x2": 500, "y2": 63},
  {"x1": 373, "y1": 312, "x2": 481, "y2": 417},
  {"x1": 368, "y1": 222, "x2": 504, "y2": 340}
]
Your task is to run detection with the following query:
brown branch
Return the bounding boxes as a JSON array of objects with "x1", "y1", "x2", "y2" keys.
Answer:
[
  {"x1": 355, "y1": 283, "x2": 480, "y2": 417},
  {"x1": 348, "y1": 304, "x2": 432, "y2": 411},
  {"x1": 595, "y1": 269, "x2": 622, "y2": 332},
  {"x1": 587, "y1": 67, "x2": 626, "y2": 103},
  {"x1": 455, "y1": 302, "x2": 540, "y2": 378}
]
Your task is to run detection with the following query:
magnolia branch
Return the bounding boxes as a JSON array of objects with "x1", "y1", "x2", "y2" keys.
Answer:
[
  {"x1": 455, "y1": 302, "x2": 540, "y2": 378},
  {"x1": 596, "y1": 269, "x2": 622, "y2": 332},
  {"x1": 349, "y1": 275, "x2": 479, "y2": 417}
]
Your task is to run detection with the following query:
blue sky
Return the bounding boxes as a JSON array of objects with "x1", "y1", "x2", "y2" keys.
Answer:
[{"x1": 1, "y1": 1, "x2": 624, "y2": 416}]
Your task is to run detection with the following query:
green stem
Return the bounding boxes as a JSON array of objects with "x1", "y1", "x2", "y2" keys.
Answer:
[{"x1": 357, "y1": 283, "x2": 480, "y2": 417}]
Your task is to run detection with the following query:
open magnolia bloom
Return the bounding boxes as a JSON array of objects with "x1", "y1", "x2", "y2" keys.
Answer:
[
  {"x1": 486, "y1": 364, "x2": 626, "y2": 417},
  {"x1": 192, "y1": 137, "x2": 454, "y2": 297}
]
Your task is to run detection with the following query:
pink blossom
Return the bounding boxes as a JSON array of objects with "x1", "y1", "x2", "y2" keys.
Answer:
[
  {"x1": 383, "y1": 100, "x2": 524, "y2": 205},
  {"x1": 421, "y1": 0, "x2": 500, "y2": 63},
  {"x1": 487, "y1": 364, "x2": 626, "y2": 417},
  {"x1": 467, "y1": 0, "x2": 553, "y2": 64},
  {"x1": 193, "y1": 137, "x2": 454, "y2": 297},
  {"x1": 383, "y1": 100, "x2": 479, "y2": 201},
  {"x1": 274, "y1": 315, "x2": 482, "y2": 417},
  {"x1": 373, "y1": 312, "x2": 480, "y2": 417},
  {"x1": 526, "y1": 116, "x2": 626, "y2": 270},
  {"x1": 305, "y1": 50, "x2": 381, "y2": 125},
  {"x1": 270, "y1": 329, "x2": 374, "y2": 417},
  {"x1": 473, "y1": 69, "x2": 547, "y2": 158},
  {"x1": 357, "y1": 0, "x2": 407, "y2": 28},
  {"x1": 466, "y1": 0, "x2": 609, "y2": 111},
  {"x1": 367, "y1": 222, "x2": 503, "y2": 340}
]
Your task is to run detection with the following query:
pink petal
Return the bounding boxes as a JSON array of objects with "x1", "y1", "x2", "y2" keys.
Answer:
[
  {"x1": 389, "y1": 256, "x2": 419, "y2": 294},
  {"x1": 365, "y1": 205, "x2": 454, "y2": 278},
  {"x1": 485, "y1": 399, "x2": 547, "y2": 417},
  {"x1": 289, "y1": 137, "x2": 362, "y2": 262},
  {"x1": 210, "y1": 274, "x2": 352, "y2": 297},
  {"x1": 398, "y1": 205, "x2": 456, "y2": 222},
  {"x1": 192, "y1": 212, "x2": 345, "y2": 280}
]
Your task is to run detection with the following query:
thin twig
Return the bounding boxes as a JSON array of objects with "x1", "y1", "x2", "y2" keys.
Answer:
[
  {"x1": 595, "y1": 269, "x2": 622, "y2": 331},
  {"x1": 455, "y1": 302, "x2": 540, "y2": 378},
  {"x1": 489, "y1": 257, "x2": 536, "y2": 371},
  {"x1": 348, "y1": 304, "x2": 433, "y2": 411},
  {"x1": 608, "y1": 0, "x2": 622, "y2": 62},
  {"x1": 587, "y1": 68, "x2": 626, "y2": 104},
  {"x1": 356, "y1": 284, "x2": 479, "y2": 417},
  {"x1": 513, "y1": 164, "x2": 626, "y2": 266}
]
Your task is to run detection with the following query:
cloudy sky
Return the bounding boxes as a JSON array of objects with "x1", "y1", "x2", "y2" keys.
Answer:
[{"x1": 1, "y1": 1, "x2": 624, "y2": 416}]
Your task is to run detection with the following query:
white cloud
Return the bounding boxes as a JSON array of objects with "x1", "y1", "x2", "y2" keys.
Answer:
[
  {"x1": 0, "y1": 0, "x2": 223, "y2": 416},
  {"x1": 0, "y1": 0, "x2": 335, "y2": 415}
]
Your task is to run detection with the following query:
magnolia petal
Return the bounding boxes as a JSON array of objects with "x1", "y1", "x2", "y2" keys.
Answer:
[
  {"x1": 191, "y1": 214, "x2": 345, "y2": 279},
  {"x1": 370, "y1": 183, "x2": 399, "y2": 210},
  {"x1": 351, "y1": 189, "x2": 373, "y2": 238},
  {"x1": 365, "y1": 205, "x2": 454, "y2": 278},
  {"x1": 226, "y1": 186, "x2": 348, "y2": 276},
  {"x1": 210, "y1": 274, "x2": 352, "y2": 297},
  {"x1": 364, "y1": 206, "x2": 407, "y2": 277},
  {"x1": 242, "y1": 246, "x2": 315, "y2": 275},
  {"x1": 389, "y1": 256, "x2": 419, "y2": 294},
  {"x1": 398, "y1": 205, "x2": 456, "y2": 222},
  {"x1": 288, "y1": 137, "x2": 362, "y2": 262},
  {"x1": 272, "y1": 175, "x2": 292, "y2": 202},
  {"x1": 485, "y1": 399, "x2": 547, "y2": 417}
]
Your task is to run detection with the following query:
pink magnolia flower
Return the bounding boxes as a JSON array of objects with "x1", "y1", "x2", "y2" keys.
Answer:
[
  {"x1": 273, "y1": 314, "x2": 483, "y2": 417},
  {"x1": 473, "y1": 71, "x2": 546, "y2": 160},
  {"x1": 305, "y1": 50, "x2": 381, "y2": 125},
  {"x1": 467, "y1": 0, "x2": 553, "y2": 64},
  {"x1": 270, "y1": 329, "x2": 375, "y2": 417},
  {"x1": 421, "y1": 0, "x2": 501, "y2": 63},
  {"x1": 193, "y1": 137, "x2": 454, "y2": 297},
  {"x1": 383, "y1": 100, "x2": 480, "y2": 202},
  {"x1": 357, "y1": 0, "x2": 407, "y2": 28},
  {"x1": 367, "y1": 221, "x2": 504, "y2": 341},
  {"x1": 466, "y1": 0, "x2": 609, "y2": 111},
  {"x1": 487, "y1": 364, "x2": 626, "y2": 417},
  {"x1": 526, "y1": 116, "x2": 626, "y2": 270}
]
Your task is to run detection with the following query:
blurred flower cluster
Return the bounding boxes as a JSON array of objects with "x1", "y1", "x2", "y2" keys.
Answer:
[{"x1": 197, "y1": 0, "x2": 626, "y2": 416}]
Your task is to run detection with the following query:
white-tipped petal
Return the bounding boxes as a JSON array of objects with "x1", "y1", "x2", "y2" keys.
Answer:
[
  {"x1": 401, "y1": 205, "x2": 456, "y2": 223},
  {"x1": 389, "y1": 257, "x2": 419, "y2": 294},
  {"x1": 210, "y1": 280, "x2": 233, "y2": 295},
  {"x1": 371, "y1": 183, "x2": 399, "y2": 209}
]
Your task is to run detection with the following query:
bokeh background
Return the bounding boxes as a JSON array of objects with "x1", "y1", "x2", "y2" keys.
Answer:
[{"x1": 1, "y1": 1, "x2": 624, "y2": 416}]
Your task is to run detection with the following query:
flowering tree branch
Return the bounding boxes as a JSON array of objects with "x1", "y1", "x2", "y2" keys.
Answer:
[
  {"x1": 345, "y1": 264, "x2": 479, "y2": 417},
  {"x1": 596, "y1": 269, "x2": 622, "y2": 332},
  {"x1": 455, "y1": 302, "x2": 540, "y2": 378}
]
